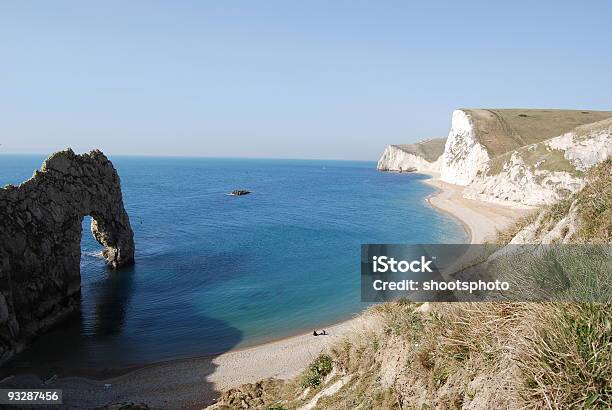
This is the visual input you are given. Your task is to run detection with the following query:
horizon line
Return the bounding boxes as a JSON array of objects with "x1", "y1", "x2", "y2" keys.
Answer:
[{"x1": 0, "y1": 151, "x2": 379, "y2": 163}]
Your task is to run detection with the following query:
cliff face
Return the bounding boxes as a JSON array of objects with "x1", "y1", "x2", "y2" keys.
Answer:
[
  {"x1": 508, "y1": 159, "x2": 611, "y2": 244},
  {"x1": 440, "y1": 110, "x2": 490, "y2": 185},
  {"x1": 0, "y1": 149, "x2": 134, "y2": 365},
  {"x1": 462, "y1": 116, "x2": 612, "y2": 206},
  {"x1": 381, "y1": 109, "x2": 612, "y2": 207},
  {"x1": 377, "y1": 139, "x2": 446, "y2": 173}
]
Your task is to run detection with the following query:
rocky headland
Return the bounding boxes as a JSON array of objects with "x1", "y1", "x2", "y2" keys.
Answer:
[
  {"x1": 378, "y1": 109, "x2": 612, "y2": 207},
  {"x1": 376, "y1": 138, "x2": 446, "y2": 173},
  {"x1": 0, "y1": 149, "x2": 134, "y2": 366}
]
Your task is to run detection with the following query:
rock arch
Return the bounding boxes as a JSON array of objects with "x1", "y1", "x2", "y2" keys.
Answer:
[{"x1": 0, "y1": 149, "x2": 134, "y2": 365}]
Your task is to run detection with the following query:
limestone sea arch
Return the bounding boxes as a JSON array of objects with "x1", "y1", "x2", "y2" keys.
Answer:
[{"x1": 0, "y1": 149, "x2": 134, "y2": 365}]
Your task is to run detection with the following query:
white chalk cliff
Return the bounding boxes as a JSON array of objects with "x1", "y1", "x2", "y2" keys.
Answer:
[
  {"x1": 440, "y1": 110, "x2": 490, "y2": 186},
  {"x1": 378, "y1": 109, "x2": 612, "y2": 207},
  {"x1": 462, "y1": 117, "x2": 612, "y2": 206},
  {"x1": 377, "y1": 139, "x2": 446, "y2": 173}
]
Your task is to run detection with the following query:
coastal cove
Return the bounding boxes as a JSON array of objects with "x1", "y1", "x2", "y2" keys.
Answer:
[{"x1": 0, "y1": 155, "x2": 466, "y2": 376}]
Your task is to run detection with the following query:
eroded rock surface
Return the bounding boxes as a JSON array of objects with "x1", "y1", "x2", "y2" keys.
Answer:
[
  {"x1": 0, "y1": 149, "x2": 134, "y2": 365},
  {"x1": 377, "y1": 139, "x2": 446, "y2": 174}
]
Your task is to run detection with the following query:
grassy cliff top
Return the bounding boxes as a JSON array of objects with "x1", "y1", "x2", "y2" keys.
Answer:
[
  {"x1": 462, "y1": 109, "x2": 612, "y2": 157},
  {"x1": 393, "y1": 138, "x2": 446, "y2": 162}
]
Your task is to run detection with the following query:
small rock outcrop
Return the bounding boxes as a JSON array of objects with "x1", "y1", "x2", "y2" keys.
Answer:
[
  {"x1": 229, "y1": 189, "x2": 251, "y2": 196},
  {"x1": 0, "y1": 149, "x2": 134, "y2": 365}
]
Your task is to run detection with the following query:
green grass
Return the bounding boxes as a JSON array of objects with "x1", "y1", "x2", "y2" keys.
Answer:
[
  {"x1": 495, "y1": 159, "x2": 611, "y2": 243},
  {"x1": 493, "y1": 245, "x2": 611, "y2": 302},
  {"x1": 219, "y1": 300, "x2": 610, "y2": 409},
  {"x1": 300, "y1": 354, "x2": 334, "y2": 389},
  {"x1": 518, "y1": 303, "x2": 612, "y2": 409},
  {"x1": 573, "y1": 159, "x2": 612, "y2": 243},
  {"x1": 462, "y1": 109, "x2": 612, "y2": 157},
  {"x1": 487, "y1": 139, "x2": 585, "y2": 176}
]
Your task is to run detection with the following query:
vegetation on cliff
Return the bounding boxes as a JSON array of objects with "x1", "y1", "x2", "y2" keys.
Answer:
[
  {"x1": 496, "y1": 159, "x2": 611, "y2": 244},
  {"x1": 392, "y1": 138, "x2": 447, "y2": 163},
  {"x1": 462, "y1": 109, "x2": 612, "y2": 158}
]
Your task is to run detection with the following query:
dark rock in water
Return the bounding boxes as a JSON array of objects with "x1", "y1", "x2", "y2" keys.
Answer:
[
  {"x1": 230, "y1": 189, "x2": 251, "y2": 196},
  {"x1": 0, "y1": 149, "x2": 134, "y2": 366}
]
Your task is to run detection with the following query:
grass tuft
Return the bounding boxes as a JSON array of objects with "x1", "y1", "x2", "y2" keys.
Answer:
[
  {"x1": 300, "y1": 354, "x2": 333, "y2": 389},
  {"x1": 517, "y1": 303, "x2": 612, "y2": 408}
]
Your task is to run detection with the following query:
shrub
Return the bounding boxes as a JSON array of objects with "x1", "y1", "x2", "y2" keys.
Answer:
[{"x1": 300, "y1": 354, "x2": 333, "y2": 389}]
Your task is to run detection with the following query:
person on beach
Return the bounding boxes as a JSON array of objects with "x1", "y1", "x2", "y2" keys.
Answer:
[{"x1": 313, "y1": 330, "x2": 318, "y2": 336}]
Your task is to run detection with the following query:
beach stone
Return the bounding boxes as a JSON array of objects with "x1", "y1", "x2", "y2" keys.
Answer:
[{"x1": 0, "y1": 149, "x2": 134, "y2": 366}]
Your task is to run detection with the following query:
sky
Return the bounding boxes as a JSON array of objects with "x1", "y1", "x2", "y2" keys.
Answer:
[{"x1": 1, "y1": 1, "x2": 611, "y2": 160}]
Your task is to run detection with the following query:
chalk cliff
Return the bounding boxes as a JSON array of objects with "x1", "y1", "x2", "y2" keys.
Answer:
[
  {"x1": 376, "y1": 139, "x2": 446, "y2": 173},
  {"x1": 509, "y1": 159, "x2": 611, "y2": 244},
  {"x1": 379, "y1": 109, "x2": 612, "y2": 207},
  {"x1": 440, "y1": 110, "x2": 490, "y2": 185},
  {"x1": 462, "y1": 115, "x2": 612, "y2": 206},
  {"x1": 0, "y1": 149, "x2": 134, "y2": 365}
]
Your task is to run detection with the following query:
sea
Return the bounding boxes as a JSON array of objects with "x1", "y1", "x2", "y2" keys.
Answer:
[{"x1": 0, "y1": 155, "x2": 467, "y2": 372}]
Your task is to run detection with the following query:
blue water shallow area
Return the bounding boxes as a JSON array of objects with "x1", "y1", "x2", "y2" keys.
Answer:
[{"x1": 0, "y1": 155, "x2": 466, "y2": 369}]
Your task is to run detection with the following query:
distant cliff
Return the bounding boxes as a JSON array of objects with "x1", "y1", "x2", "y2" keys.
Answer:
[
  {"x1": 441, "y1": 109, "x2": 612, "y2": 206},
  {"x1": 376, "y1": 139, "x2": 446, "y2": 173},
  {"x1": 0, "y1": 149, "x2": 134, "y2": 365},
  {"x1": 378, "y1": 109, "x2": 612, "y2": 207}
]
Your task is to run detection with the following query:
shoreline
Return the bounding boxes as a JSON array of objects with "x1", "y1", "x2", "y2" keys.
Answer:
[
  {"x1": 5, "y1": 318, "x2": 364, "y2": 409},
  {"x1": 1, "y1": 314, "x2": 362, "y2": 381},
  {"x1": 421, "y1": 174, "x2": 527, "y2": 244},
  {"x1": 423, "y1": 178, "x2": 474, "y2": 244},
  {"x1": 3, "y1": 174, "x2": 526, "y2": 409}
]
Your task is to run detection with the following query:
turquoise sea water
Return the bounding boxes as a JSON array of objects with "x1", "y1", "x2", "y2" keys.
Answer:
[{"x1": 0, "y1": 155, "x2": 466, "y2": 370}]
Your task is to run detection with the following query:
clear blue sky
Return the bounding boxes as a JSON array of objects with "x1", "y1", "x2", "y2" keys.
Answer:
[{"x1": 1, "y1": 1, "x2": 611, "y2": 160}]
